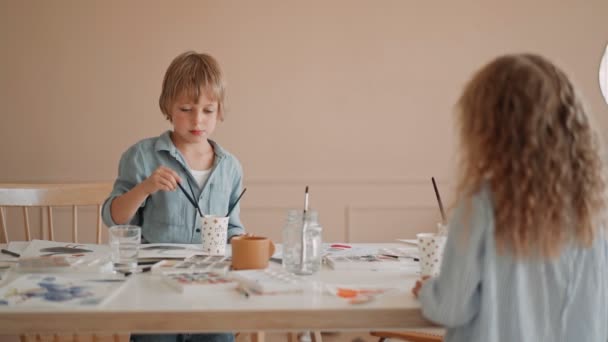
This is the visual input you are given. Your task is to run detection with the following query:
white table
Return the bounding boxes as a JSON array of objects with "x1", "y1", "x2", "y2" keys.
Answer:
[{"x1": 0, "y1": 243, "x2": 433, "y2": 334}]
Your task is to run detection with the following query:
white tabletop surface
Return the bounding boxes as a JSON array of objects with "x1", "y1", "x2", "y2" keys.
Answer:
[{"x1": 0, "y1": 243, "x2": 433, "y2": 334}]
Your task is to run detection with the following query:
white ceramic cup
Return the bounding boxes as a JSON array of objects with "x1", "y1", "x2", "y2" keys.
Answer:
[
  {"x1": 200, "y1": 215, "x2": 229, "y2": 256},
  {"x1": 416, "y1": 232, "x2": 447, "y2": 277}
]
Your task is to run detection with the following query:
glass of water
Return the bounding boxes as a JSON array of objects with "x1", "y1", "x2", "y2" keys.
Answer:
[
  {"x1": 108, "y1": 225, "x2": 141, "y2": 273},
  {"x1": 282, "y1": 210, "x2": 323, "y2": 275}
]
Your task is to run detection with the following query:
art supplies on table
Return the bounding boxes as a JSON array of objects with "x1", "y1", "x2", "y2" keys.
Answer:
[
  {"x1": 324, "y1": 254, "x2": 417, "y2": 271},
  {"x1": 151, "y1": 255, "x2": 231, "y2": 275},
  {"x1": 325, "y1": 243, "x2": 352, "y2": 252},
  {"x1": 21, "y1": 240, "x2": 109, "y2": 258},
  {"x1": 229, "y1": 268, "x2": 307, "y2": 294},
  {"x1": 0, "y1": 273, "x2": 127, "y2": 307},
  {"x1": 377, "y1": 247, "x2": 420, "y2": 261},
  {"x1": 431, "y1": 177, "x2": 447, "y2": 224},
  {"x1": 0, "y1": 241, "x2": 30, "y2": 262},
  {"x1": 14, "y1": 255, "x2": 114, "y2": 273},
  {"x1": 161, "y1": 271, "x2": 237, "y2": 293},
  {"x1": 1, "y1": 249, "x2": 20, "y2": 258},
  {"x1": 324, "y1": 284, "x2": 399, "y2": 305},
  {"x1": 0, "y1": 262, "x2": 12, "y2": 272},
  {"x1": 138, "y1": 243, "x2": 205, "y2": 260},
  {"x1": 17, "y1": 255, "x2": 72, "y2": 269},
  {"x1": 17, "y1": 240, "x2": 113, "y2": 273},
  {"x1": 322, "y1": 243, "x2": 376, "y2": 257},
  {"x1": 396, "y1": 239, "x2": 419, "y2": 246}
]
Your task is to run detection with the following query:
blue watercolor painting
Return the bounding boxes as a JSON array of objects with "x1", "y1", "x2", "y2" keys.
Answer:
[{"x1": 0, "y1": 274, "x2": 125, "y2": 307}]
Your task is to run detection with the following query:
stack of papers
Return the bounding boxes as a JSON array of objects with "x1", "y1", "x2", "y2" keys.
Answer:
[
  {"x1": 325, "y1": 254, "x2": 418, "y2": 271},
  {"x1": 138, "y1": 243, "x2": 205, "y2": 261},
  {"x1": 162, "y1": 272, "x2": 236, "y2": 293},
  {"x1": 17, "y1": 240, "x2": 112, "y2": 273}
]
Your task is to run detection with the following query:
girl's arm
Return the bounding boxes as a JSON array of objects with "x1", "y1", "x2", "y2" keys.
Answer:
[{"x1": 417, "y1": 188, "x2": 490, "y2": 327}]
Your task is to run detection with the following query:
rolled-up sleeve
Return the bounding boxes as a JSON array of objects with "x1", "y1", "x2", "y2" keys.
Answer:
[
  {"x1": 102, "y1": 146, "x2": 148, "y2": 228},
  {"x1": 418, "y1": 190, "x2": 489, "y2": 327}
]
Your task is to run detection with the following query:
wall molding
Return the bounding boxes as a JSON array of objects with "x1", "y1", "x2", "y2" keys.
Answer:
[
  {"x1": 345, "y1": 205, "x2": 438, "y2": 242},
  {"x1": 245, "y1": 179, "x2": 451, "y2": 186}
]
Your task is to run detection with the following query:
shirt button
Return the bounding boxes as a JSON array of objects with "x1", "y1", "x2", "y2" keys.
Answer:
[{"x1": 195, "y1": 228, "x2": 201, "y2": 233}]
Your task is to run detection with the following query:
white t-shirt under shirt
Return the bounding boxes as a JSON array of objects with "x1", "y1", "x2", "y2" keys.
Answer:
[{"x1": 190, "y1": 168, "x2": 211, "y2": 188}]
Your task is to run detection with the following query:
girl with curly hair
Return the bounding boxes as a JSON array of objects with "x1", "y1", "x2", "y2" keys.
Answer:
[{"x1": 413, "y1": 54, "x2": 608, "y2": 342}]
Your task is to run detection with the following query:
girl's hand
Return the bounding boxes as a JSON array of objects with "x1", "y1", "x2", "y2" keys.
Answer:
[
  {"x1": 412, "y1": 276, "x2": 431, "y2": 298},
  {"x1": 141, "y1": 166, "x2": 182, "y2": 195}
]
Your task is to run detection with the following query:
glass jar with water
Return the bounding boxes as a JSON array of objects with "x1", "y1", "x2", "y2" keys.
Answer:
[{"x1": 282, "y1": 209, "x2": 323, "y2": 275}]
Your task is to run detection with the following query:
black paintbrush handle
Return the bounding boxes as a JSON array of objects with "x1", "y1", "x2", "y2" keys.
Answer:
[
  {"x1": 177, "y1": 182, "x2": 203, "y2": 217},
  {"x1": 431, "y1": 177, "x2": 446, "y2": 223},
  {"x1": 226, "y1": 188, "x2": 247, "y2": 217}
]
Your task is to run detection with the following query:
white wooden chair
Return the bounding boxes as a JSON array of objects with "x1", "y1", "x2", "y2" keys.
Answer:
[
  {"x1": 0, "y1": 183, "x2": 112, "y2": 244},
  {"x1": 0, "y1": 183, "x2": 270, "y2": 342},
  {"x1": 0, "y1": 183, "x2": 129, "y2": 342}
]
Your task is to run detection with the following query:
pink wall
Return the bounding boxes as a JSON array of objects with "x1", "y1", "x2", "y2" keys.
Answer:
[{"x1": 1, "y1": 0, "x2": 607, "y2": 242}]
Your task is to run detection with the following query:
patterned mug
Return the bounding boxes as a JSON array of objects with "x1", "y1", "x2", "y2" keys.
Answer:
[
  {"x1": 416, "y1": 233, "x2": 447, "y2": 277},
  {"x1": 200, "y1": 215, "x2": 229, "y2": 256}
]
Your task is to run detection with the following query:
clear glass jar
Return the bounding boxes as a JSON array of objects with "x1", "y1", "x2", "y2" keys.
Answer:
[{"x1": 282, "y1": 209, "x2": 323, "y2": 275}]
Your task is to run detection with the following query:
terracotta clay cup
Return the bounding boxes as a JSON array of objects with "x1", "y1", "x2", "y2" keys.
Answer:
[{"x1": 231, "y1": 236, "x2": 276, "y2": 270}]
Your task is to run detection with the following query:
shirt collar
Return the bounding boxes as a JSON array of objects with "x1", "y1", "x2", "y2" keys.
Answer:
[{"x1": 154, "y1": 130, "x2": 226, "y2": 161}]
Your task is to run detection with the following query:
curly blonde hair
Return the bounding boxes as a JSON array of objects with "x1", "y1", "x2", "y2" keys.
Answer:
[{"x1": 456, "y1": 53, "x2": 606, "y2": 258}]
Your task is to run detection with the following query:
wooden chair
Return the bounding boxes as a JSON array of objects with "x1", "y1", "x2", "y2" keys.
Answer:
[
  {"x1": 0, "y1": 183, "x2": 128, "y2": 342},
  {"x1": 0, "y1": 183, "x2": 112, "y2": 244},
  {"x1": 0, "y1": 183, "x2": 267, "y2": 342},
  {"x1": 370, "y1": 330, "x2": 442, "y2": 342}
]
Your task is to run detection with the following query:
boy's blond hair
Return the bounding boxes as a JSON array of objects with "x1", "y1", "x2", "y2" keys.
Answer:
[
  {"x1": 455, "y1": 53, "x2": 606, "y2": 258},
  {"x1": 159, "y1": 51, "x2": 225, "y2": 121}
]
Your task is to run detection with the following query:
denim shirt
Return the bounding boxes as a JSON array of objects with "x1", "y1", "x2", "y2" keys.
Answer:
[
  {"x1": 419, "y1": 185, "x2": 608, "y2": 342},
  {"x1": 102, "y1": 131, "x2": 246, "y2": 243}
]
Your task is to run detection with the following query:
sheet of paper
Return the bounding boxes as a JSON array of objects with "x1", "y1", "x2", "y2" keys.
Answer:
[{"x1": 138, "y1": 243, "x2": 204, "y2": 259}]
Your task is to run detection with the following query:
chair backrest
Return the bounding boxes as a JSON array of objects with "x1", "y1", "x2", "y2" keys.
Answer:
[{"x1": 0, "y1": 183, "x2": 113, "y2": 243}]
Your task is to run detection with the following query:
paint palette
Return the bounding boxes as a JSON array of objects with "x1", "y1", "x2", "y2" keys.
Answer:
[
  {"x1": 229, "y1": 268, "x2": 308, "y2": 294},
  {"x1": 151, "y1": 255, "x2": 231, "y2": 275},
  {"x1": 161, "y1": 271, "x2": 237, "y2": 293}
]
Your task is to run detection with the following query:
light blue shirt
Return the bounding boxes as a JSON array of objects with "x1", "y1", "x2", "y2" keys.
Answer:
[
  {"x1": 419, "y1": 185, "x2": 608, "y2": 342},
  {"x1": 102, "y1": 131, "x2": 246, "y2": 243}
]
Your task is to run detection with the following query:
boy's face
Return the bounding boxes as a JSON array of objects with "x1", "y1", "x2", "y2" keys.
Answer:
[{"x1": 169, "y1": 90, "x2": 219, "y2": 144}]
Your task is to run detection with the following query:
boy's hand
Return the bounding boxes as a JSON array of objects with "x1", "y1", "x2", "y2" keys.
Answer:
[
  {"x1": 412, "y1": 276, "x2": 431, "y2": 298},
  {"x1": 141, "y1": 166, "x2": 182, "y2": 195}
]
